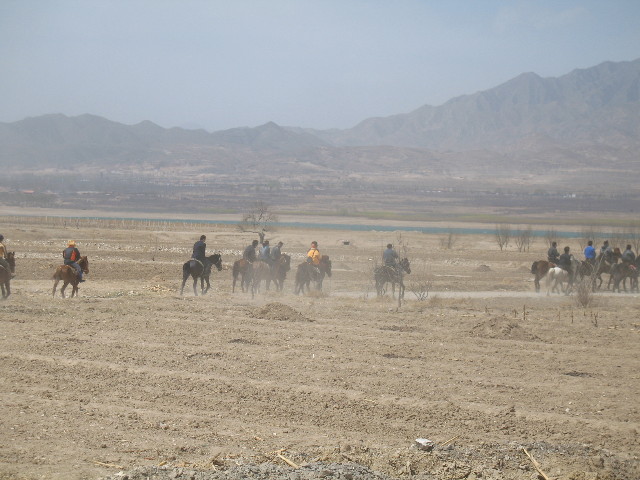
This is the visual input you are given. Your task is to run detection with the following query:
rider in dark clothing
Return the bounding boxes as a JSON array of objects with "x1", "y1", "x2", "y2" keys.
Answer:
[
  {"x1": 600, "y1": 240, "x2": 613, "y2": 264},
  {"x1": 622, "y1": 244, "x2": 636, "y2": 265},
  {"x1": 243, "y1": 240, "x2": 259, "y2": 263},
  {"x1": 192, "y1": 235, "x2": 209, "y2": 270},
  {"x1": 271, "y1": 241, "x2": 283, "y2": 262},
  {"x1": 558, "y1": 246, "x2": 573, "y2": 284},
  {"x1": 547, "y1": 242, "x2": 560, "y2": 264}
]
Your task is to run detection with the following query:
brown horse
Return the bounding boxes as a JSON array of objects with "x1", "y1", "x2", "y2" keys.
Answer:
[
  {"x1": 232, "y1": 259, "x2": 253, "y2": 293},
  {"x1": 52, "y1": 256, "x2": 89, "y2": 298},
  {"x1": 531, "y1": 260, "x2": 553, "y2": 292},
  {"x1": 180, "y1": 254, "x2": 222, "y2": 296},
  {"x1": 250, "y1": 261, "x2": 273, "y2": 298},
  {"x1": 0, "y1": 251, "x2": 16, "y2": 299},
  {"x1": 294, "y1": 255, "x2": 332, "y2": 295},
  {"x1": 271, "y1": 254, "x2": 291, "y2": 292}
]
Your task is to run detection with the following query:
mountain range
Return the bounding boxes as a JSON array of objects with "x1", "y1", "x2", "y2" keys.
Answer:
[{"x1": 0, "y1": 58, "x2": 638, "y2": 176}]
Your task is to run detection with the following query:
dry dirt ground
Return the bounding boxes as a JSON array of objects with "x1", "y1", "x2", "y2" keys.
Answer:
[{"x1": 0, "y1": 218, "x2": 639, "y2": 480}]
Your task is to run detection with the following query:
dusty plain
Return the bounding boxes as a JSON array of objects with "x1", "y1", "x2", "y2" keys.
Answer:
[{"x1": 0, "y1": 214, "x2": 639, "y2": 480}]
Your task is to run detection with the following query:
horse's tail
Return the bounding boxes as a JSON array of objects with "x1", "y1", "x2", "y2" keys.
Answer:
[
  {"x1": 183, "y1": 261, "x2": 191, "y2": 276},
  {"x1": 530, "y1": 261, "x2": 538, "y2": 275}
]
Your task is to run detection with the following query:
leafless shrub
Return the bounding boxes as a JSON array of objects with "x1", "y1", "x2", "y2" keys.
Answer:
[
  {"x1": 545, "y1": 228, "x2": 557, "y2": 248},
  {"x1": 623, "y1": 223, "x2": 640, "y2": 253},
  {"x1": 573, "y1": 276, "x2": 594, "y2": 308},
  {"x1": 514, "y1": 226, "x2": 533, "y2": 252},
  {"x1": 495, "y1": 224, "x2": 511, "y2": 251},
  {"x1": 407, "y1": 260, "x2": 432, "y2": 301},
  {"x1": 439, "y1": 229, "x2": 458, "y2": 249}
]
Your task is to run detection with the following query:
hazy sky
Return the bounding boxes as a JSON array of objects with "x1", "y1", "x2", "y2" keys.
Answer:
[{"x1": 1, "y1": 1, "x2": 639, "y2": 132}]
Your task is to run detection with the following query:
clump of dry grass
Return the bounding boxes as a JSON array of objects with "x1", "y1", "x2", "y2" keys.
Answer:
[{"x1": 573, "y1": 277, "x2": 595, "y2": 308}]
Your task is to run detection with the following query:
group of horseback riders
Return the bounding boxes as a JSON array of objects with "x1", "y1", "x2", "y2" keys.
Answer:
[{"x1": 547, "y1": 239, "x2": 637, "y2": 283}]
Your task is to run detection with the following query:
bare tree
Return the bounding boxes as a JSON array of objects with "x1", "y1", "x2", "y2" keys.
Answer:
[
  {"x1": 544, "y1": 228, "x2": 557, "y2": 248},
  {"x1": 514, "y1": 226, "x2": 533, "y2": 252},
  {"x1": 580, "y1": 225, "x2": 600, "y2": 251},
  {"x1": 625, "y1": 223, "x2": 640, "y2": 253},
  {"x1": 495, "y1": 224, "x2": 511, "y2": 251},
  {"x1": 237, "y1": 201, "x2": 278, "y2": 243}
]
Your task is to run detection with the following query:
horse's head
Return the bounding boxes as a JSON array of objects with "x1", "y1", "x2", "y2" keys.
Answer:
[
  {"x1": 321, "y1": 255, "x2": 332, "y2": 277},
  {"x1": 209, "y1": 253, "x2": 223, "y2": 271},
  {"x1": 79, "y1": 256, "x2": 89, "y2": 274},
  {"x1": 7, "y1": 252, "x2": 16, "y2": 273},
  {"x1": 400, "y1": 257, "x2": 411, "y2": 274}
]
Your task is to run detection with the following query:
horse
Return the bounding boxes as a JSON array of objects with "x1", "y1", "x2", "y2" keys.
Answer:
[
  {"x1": 271, "y1": 254, "x2": 291, "y2": 292},
  {"x1": 250, "y1": 261, "x2": 273, "y2": 298},
  {"x1": 180, "y1": 254, "x2": 222, "y2": 296},
  {"x1": 294, "y1": 255, "x2": 332, "y2": 295},
  {"x1": 0, "y1": 251, "x2": 16, "y2": 299},
  {"x1": 531, "y1": 260, "x2": 553, "y2": 292},
  {"x1": 232, "y1": 259, "x2": 253, "y2": 293},
  {"x1": 374, "y1": 257, "x2": 411, "y2": 299},
  {"x1": 52, "y1": 256, "x2": 89, "y2": 298},
  {"x1": 610, "y1": 262, "x2": 638, "y2": 293},
  {"x1": 545, "y1": 266, "x2": 570, "y2": 295},
  {"x1": 593, "y1": 250, "x2": 621, "y2": 290}
]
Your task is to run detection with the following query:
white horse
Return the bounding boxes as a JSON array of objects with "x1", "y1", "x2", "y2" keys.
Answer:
[{"x1": 545, "y1": 267, "x2": 570, "y2": 295}]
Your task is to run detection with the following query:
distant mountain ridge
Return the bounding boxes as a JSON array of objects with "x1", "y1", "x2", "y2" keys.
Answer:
[
  {"x1": 309, "y1": 58, "x2": 640, "y2": 150},
  {"x1": 0, "y1": 58, "x2": 638, "y2": 170}
]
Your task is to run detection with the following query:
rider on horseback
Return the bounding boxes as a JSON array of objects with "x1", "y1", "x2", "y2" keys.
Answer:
[
  {"x1": 259, "y1": 240, "x2": 273, "y2": 266},
  {"x1": 63, "y1": 240, "x2": 84, "y2": 282},
  {"x1": 558, "y1": 246, "x2": 573, "y2": 284},
  {"x1": 271, "y1": 241, "x2": 284, "y2": 262},
  {"x1": 383, "y1": 243, "x2": 399, "y2": 272},
  {"x1": 0, "y1": 234, "x2": 13, "y2": 278},
  {"x1": 547, "y1": 241, "x2": 560, "y2": 264},
  {"x1": 622, "y1": 244, "x2": 636, "y2": 266},
  {"x1": 600, "y1": 240, "x2": 614, "y2": 264},
  {"x1": 584, "y1": 240, "x2": 596, "y2": 266},
  {"x1": 243, "y1": 240, "x2": 259, "y2": 263},
  {"x1": 307, "y1": 241, "x2": 321, "y2": 264},
  {"x1": 191, "y1": 235, "x2": 210, "y2": 272}
]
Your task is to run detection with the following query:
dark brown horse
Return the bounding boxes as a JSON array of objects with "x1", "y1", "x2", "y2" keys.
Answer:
[
  {"x1": 294, "y1": 255, "x2": 332, "y2": 295},
  {"x1": 374, "y1": 257, "x2": 411, "y2": 299},
  {"x1": 0, "y1": 251, "x2": 16, "y2": 299},
  {"x1": 232, "y1": 259, "x2": 253, "y2": 293},
  {"x1": 531, "y1": 260, "x2": 553, "y2": 292},
  {"x1": 52, "y1": 256, "x2": 89, "y2": 298},
  {"x1": 271, "y1": 254, "x2": 291, "y2": 292},
  {"x1": 610, "y1": 262, "x2": 638, "y2": 293},
  {"x1": 594, "y1": 249, "x2": 621, "y2": 290},
  {"x1": 181, "y1": 254, "x2": 222, "y2": 296}
]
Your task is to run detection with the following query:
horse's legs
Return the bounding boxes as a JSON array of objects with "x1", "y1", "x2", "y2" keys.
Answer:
[
  {"x1": 203, "y1": 275, "x2": 210, "y2": 294},
  {"x1": 71, "y1": 282, "x2": 79, "y2": 298},
  {"x1": 180, "y1": 273, "x2": 189, "y2": 295},
  {"x1": 192, "y1": 276, "x2": 198, "y2": 296},
  {"x1": 60, "y1": 282, "x2": 68, "y2": 298},
  {"x1": 534, "y1": 275, "x2": 540, "y2": 293},
  {"x1": 52, "y1": 279, "x2": 59, "y2": 297}
]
